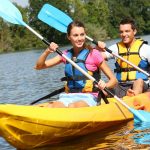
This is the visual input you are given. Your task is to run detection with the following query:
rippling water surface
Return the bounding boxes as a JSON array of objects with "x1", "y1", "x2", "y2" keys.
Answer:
[{"x1": 0, "y1": 35, "x2": 150, "y2": 149}]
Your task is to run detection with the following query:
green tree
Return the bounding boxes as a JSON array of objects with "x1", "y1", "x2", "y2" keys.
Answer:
[
  {"x1": 84, "y1": 0, "x2": 109, "y2": 40},
  {"x1": 67, "y1": 0, "x2": 109, "y2": 40},
  {"x1": 10, "y1": 4, "x2": 44, "y2": 51},
  {"x1": 106, "y1": 0, "x2": 150, "y2": 38},
  {"x1": 128, "y1": 0, "x2": 150, "y2": 35},
  {"x1": 0, "y1": 19, "x2": 13, "y2": 52},
  {"x1": 67, "y1": 0, "x2": 88, "y2": 22},
  {"x1": 29, "y1": 0, "x2": 70, "y2": 45}
]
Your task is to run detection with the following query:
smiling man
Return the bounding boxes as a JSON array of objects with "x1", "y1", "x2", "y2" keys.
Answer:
[{"x1": 99, "y1": 17, "x2": 150, "y2": 98}]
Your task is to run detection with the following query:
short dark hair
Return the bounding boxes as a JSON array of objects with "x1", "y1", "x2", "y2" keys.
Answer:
[
  {"x1": 119, "y1": 17, "x2": 137, "y2": 30},
  {"x1": 67, "y1": 21, "x2": 85, "y2": 35}
]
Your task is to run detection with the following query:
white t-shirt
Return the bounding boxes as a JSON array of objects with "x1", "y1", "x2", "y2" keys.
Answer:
[{"x1": 105, "y1": 43, "x2": 150, "y2": 63}]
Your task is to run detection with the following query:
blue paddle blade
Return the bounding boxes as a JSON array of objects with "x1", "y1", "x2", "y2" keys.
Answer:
[
  {"x1": 0, "y1": 0, "x2": 25, "y2": 26},
  {"x1": 38, "y1": 4, "x2": 73, "y2": 33},
  {"x1": 129, "y1": 108, "x2": 150, "y2": 122}
]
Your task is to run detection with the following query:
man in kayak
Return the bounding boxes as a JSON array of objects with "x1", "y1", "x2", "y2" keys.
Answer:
[
  {"x1": 35, "y1": 21, "x2": 117, "y2": 108},
  {"x1": 98, "y1": 17, "x2": 150, "y2": 98}
]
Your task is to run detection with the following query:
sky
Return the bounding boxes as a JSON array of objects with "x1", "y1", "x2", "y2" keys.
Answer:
[{"x1": 11, "y1": 0, "x2": 29, "y2": 7}]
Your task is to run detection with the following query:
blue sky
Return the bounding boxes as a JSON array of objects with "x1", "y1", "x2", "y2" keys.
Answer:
[{"x1": 11, "y1": 0, "x2": 29, "y2": 7}]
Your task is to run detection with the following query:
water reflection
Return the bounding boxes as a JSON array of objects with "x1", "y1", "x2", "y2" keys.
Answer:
[
  {"x1": 133, "y1": 122, "x2": 150, "y2": 145},
  {"x1": 20, "y1": 121, "x2": 150, "y2": 150},
  {"x1": 24, "y1": 122, "x2": 129, "y2": 150}
]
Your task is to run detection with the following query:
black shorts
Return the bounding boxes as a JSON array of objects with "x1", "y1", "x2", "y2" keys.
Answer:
[{"x1": 110, "y1": 82, "x2": 149, "y2": 98}]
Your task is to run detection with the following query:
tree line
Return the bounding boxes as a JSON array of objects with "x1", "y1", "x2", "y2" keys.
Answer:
[{"x1": 0, "y1": 0, "x2": 150, "y2": 53}]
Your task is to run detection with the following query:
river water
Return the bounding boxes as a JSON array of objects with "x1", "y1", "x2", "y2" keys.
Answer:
[{"x1": 0, "y1": 35, "x2": 150, "y2": 149}]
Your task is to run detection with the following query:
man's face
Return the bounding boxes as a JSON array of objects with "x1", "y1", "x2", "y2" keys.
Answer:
[{"x1": 119, "y1": 24, "x2": 137, "y2": 46}]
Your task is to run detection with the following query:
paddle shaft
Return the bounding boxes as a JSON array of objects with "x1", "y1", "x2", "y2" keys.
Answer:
[
  {"x1": 30, "y1": 87, "x2": 65, "y2": 105},
  {"x1": 86, "y1": 36, "x2": 150, "y2": 77}
]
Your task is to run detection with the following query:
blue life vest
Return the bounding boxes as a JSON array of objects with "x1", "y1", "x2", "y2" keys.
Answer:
[{"x1": 63, "y1": 48, "x2": 100, "y2": 93}]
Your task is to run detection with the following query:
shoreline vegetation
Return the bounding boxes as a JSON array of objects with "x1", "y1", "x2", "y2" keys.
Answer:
[{"x1": 0, "y1": 0, "x2": 150, "y2": 53}]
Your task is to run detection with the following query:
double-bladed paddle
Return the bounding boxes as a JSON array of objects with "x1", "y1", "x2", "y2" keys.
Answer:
[
  {"x1": 0, "y1": 0, "x2": 150, "y2": 122},
  {"x1": 38, "y1": 4, "x2": 150, "y2": 78}
]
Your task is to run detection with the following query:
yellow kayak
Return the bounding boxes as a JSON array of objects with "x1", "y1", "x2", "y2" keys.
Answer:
[{"x1": 0, "y1": 93, "x2": 150, "y2": 149}]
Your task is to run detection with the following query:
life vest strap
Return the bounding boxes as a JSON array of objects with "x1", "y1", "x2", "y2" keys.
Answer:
[
  {"x1": 114, "y1": 68, "x2": 136, "y2": 72},
  {"x1": 119, "y1": 52, "x2": 139, "y2": 56}
]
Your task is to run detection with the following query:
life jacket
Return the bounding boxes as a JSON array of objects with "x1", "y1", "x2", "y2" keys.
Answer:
[
  {"x1": 115, "y1": 38, "x2": 149, "y2": 82},
  {"x1": 62, "y1": 48, "x2": 100, "y2": 93}
]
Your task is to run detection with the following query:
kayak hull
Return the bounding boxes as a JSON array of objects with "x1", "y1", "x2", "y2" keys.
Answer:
[{"x1": 0, "y1": 92, "x2": 150, "y2": 149}]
